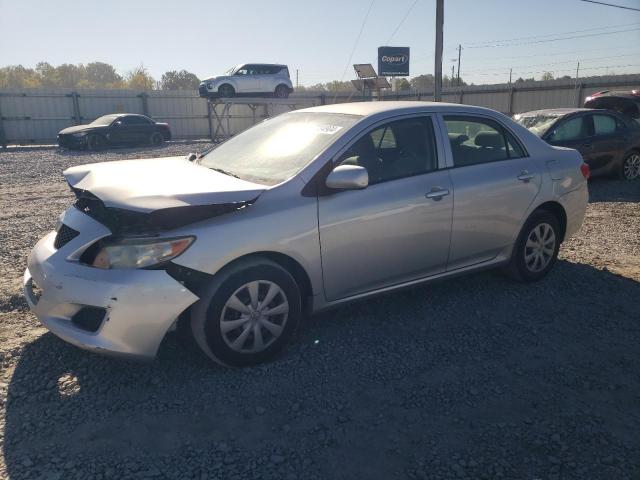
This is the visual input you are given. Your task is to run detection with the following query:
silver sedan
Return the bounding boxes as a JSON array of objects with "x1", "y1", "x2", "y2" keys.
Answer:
[{"x1": 24, "y1": 102, "x2": 589, "y2": 367}]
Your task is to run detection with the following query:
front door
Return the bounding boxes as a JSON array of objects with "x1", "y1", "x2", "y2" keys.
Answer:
[
  {"x1": 318, "y1": 116, "x2": 453, "y2": 301},
  {"x1": 442, "y1": 115, "x2": 542, "y2": 270}
]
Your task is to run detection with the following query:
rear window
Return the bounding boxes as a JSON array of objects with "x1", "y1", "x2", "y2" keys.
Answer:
[{"x1": 514, "y1": 114, "x2": 559, "y2": 137}]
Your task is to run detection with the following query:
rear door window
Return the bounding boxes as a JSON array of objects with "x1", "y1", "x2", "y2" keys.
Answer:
[
  {"x1": 443, "y1": 116, "x2": 525, "y2": 167},
  {"x1": 592, "y1": 114, "x2": 617, "y2": 135}
]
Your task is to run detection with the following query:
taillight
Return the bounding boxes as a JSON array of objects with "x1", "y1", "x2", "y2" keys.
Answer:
[{"x1": 580, "y1": 163, "x2": 591, "y2": 180}]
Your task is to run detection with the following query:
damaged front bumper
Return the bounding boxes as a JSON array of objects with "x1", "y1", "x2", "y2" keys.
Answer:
[{"x1": 23, "y1": 207, "x2": 199, "y2": 360}]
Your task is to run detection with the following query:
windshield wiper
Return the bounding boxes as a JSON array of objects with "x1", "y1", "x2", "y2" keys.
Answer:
[{"x1": 209, "y1": 167, "x2": 242, "y2": 179}]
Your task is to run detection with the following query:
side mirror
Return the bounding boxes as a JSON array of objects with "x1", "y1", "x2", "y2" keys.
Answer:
[
  {"x1": 186, "y1": 152, "x2": 198, "y2": 162},
  {"x1": 113, "y1": 120, "x2": 122, "y2": 128},
  {"x1": 325, "y1": 165, "x2": 368, "y2": 190}
]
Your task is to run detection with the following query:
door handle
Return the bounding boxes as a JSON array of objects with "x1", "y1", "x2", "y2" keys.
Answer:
[
  {"x1": 425, "y1": 188, "x2": 450, "y2": 200},
  {"x1": 517, "y1": 170, "x2": 535, "y2": 182}
]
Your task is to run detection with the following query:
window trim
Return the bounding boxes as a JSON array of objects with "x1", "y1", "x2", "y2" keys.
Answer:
[
  {"x1": 590, "y1": 112, "x2": 622, "y2": 136},
  {"x1": 439, "y1": 113, "x2": 529, "y2": 169},
  {"x1": 333, "y1": 114, "x2": 440, "y2": 186},
  {"x1": 303, "y1": 113, "x2": 445, "y2": 197}
]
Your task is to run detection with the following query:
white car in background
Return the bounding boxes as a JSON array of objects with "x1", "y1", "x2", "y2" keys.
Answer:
[{"x1": 199, "y1": 63, "x2": 294, "y2": 99}]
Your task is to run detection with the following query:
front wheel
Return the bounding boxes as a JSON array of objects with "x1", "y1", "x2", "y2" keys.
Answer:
[
  {"x1": 505, "y1": 210, "x2": 561, "y2": 282},
  {"x1": 86, "y1": 133, "x2": 106, "y2": 151},
  {"x1": 190, "y1": 259, "x2": 301, "y2": 367},
  {"x1": 218, "y1": 84, "x2": 235, "y2": 98},
  {"x1": 620, "y1": 151, "x2": 640, "y2": 180}
]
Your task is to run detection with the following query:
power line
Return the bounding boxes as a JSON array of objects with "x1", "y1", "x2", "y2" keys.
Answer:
[
  {"x1": 462, "y1": 52, "x2": 640, "y2": 73},
  {"x1": 577, "y1": 0, "x2": 640, "y2": 12},
  {"x1": 460, "y1": 44, "x2": 640, "y2": 63},
  {"x1": 387, "y1": 0, "x2": 420, "y2": 44},
  {"x1": 471, "y1": 63, "x2": 640, "y2": 77},
  {"x1": 464, "y1": 22, "x2": 639, "y2": 47},
  {"x1": 466, "y1": 27, "x2": 640, "y2": 48},
  {"x1": 334, "y1": 0, "x2": 375, "y2": 98}
]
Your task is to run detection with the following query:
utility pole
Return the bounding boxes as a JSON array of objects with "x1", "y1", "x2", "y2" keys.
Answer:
[
  {"x1": 574, "y1": 61, "x2": 580, "y2": 105},
  {"x1": 451, "y1": 65, "x2": 455, "y2": 81},
  {"x1": 296, "y1": 69, "x2": 299, "y2": 89},
  {"x1": 509, "y1": 68, "x2": 512, "y2": 84},
  {"x1": 456, "y1": 44, "x2": 462, "y2": 86},
  {"x1": 434, "y1": 0, "x2": 444, "y2": 101}
]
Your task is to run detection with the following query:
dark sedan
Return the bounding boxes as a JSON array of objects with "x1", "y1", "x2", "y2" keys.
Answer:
[
  {"x1": 515, "y1": 108, "x2": 640, "y2": 180},
  {"x1": 57, "y1": 114, "x2": 171, "y2": 150}
]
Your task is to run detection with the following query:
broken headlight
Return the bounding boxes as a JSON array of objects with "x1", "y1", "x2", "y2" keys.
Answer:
[{"x1": 91, "y1": 236, "x2": 194, "y2": 269}]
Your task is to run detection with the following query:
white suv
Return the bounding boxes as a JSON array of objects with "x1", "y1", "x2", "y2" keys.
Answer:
[{"x1": 199, "y1": 64, "x2": 294, "y2": 99}]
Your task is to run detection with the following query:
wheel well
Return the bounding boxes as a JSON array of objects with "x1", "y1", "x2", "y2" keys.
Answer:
[
  {"x1": 245, "y1": 252, "x2": 313, "y2": 307},
  {"x1": 534, "y1": 201, "x2": 567, "y2": 242},
  {"x1": 275, "y1": 83, "x2": 288, "y2": 90}
]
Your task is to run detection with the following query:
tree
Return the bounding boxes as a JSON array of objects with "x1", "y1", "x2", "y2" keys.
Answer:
[
  {"x1": 410, "y1": 74, "x2": 435, "y2": 91},
  {"x1": 84, "y1": 62, "x2": 123, "y2": 88},
  {"x1": 515, "y1": 77, "x2": 535, "y2": 83},
  {"x1": 326, "y1": 80, "x2": 354, "y2": 92},
  {"x1": 396, "y1": 78, "x2": 411, "y2": 91},
  {"x1": 541, "y1": 71, "x2": 554, "y2": 81},
  {"x1": 125, "y1": 64, "x2": 155, "y2": 90},
  {"x1": 161, "y1": 70, "x2": 200, "y2": 90},
  {"x1": 0, "y1": 65, "x2": 41, "y2": 88}
]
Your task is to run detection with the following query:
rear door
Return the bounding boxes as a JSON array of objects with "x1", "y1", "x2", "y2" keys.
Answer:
[
  {"x1": 442, "y1": 115, "x2": 541, "y2": 270},
  {"x1": 586, "y1": 113, "x2": 628, "y2": 171}
]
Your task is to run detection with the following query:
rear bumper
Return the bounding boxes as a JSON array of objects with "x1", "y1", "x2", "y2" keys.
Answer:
[
  {"x1": 24, "y1": 207, "x2": 199, "y2": 360},
  {"x1": 559, "y1": 182, "x2": 588, "y2": 239}
]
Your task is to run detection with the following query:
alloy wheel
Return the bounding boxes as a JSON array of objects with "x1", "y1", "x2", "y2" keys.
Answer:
[
  {"x1": 623, "y1": 154, "x2": 640, "y2": 180},
  {"x1": 220, "y1": 280, "x2": 289, "y2": 353},
  {"x1": 524, "y1": 222, "x2": 556, "y2": 273}
]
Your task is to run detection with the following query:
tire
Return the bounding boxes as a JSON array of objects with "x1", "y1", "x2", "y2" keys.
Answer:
[
  {"x1": 190, "y1": 259, "x2": 301, "y2": 367},
  {"x1": 149, "y1": 131, "x2": 164, "y2": 147},
  {"x1": 619, "y1": 151, "x2": 640, "y2": 180},
  {"x1": 505, "y1": 209, "x2": 561, "y2": 282},
  {"x1": 218, "y1": 84, "x2": 235, "y2": 98},
  {"x1": 86, "y1": 133, "x2": 106, "y2": 151},
  {"x1": 274, "y1": 84, "x2": 290, "y2": 98}
]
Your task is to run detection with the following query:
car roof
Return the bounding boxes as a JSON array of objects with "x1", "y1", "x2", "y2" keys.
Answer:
[
  {"x1": 516, "y1": 108, "x2": 593, "y2": 117},
  {"x1": 297, "y1": 101, "x2": 506, "y2": 117}
]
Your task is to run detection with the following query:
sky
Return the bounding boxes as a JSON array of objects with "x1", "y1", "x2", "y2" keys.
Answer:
[{"x1": 0, "y1": 0, "x2": 639, "y2": 86}]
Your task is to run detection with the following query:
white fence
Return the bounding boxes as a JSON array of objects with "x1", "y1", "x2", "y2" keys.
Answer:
[{"x1": 1, "y1": 74, "x2": 638, "y2": 147}]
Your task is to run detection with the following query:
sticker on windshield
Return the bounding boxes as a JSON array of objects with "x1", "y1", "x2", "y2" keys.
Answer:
[{"x1": 316, "y1": 125, "x2": 343, "y2": 135}]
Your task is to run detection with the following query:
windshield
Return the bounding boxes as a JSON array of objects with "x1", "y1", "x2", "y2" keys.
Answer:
[
  {"x1": 200, "y1": 112, "x2": 360, "y2": 185},
  {"x1": 514, "y1": 114, "x2": 559, "y2": 137},
  {"x1": 91, "y1": 114, "x2": 120, "y2": 126}
]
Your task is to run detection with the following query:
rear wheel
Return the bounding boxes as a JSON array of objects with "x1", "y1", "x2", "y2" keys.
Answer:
[
  {"x1": 506, "y1": 210, "x2": 561, "y2": 282},
  {"x1": 218, "y1": 84, "x2": 235, "y2": 98},
  {"x1": 86, "y1": 133, "x2": 106, "y2": 151},
  {"x1": 620, "y1": 151, "x2": 640, "y2": 180},
  {"x1": 274, "y1": 84, "x2": 290, "y2": 98},
  {"x1": 190, "y1": 259, "x2": 301, "y2": 367},
  {"x1": 149, "y1": 131, "x2": 164, "y2": 147}
]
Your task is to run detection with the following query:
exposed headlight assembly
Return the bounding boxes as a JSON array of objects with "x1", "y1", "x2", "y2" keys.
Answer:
[
  {"x1": 90, "y1": 236, "x2": 194, "y2": 269},
  {"x1": 71, "y1": 131, "x2": 88, "y2": 137}
]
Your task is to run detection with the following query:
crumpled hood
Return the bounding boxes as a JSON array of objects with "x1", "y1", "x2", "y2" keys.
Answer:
[
  {"x1": 59, "y1": 124, "x2": 104, "y2": 135},
  {"x1": 63, "y1": 156, "x2": 266, "y2": 212}
]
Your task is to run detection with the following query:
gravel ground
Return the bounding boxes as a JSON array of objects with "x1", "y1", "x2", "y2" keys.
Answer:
[{"x1": 0, "y1": 143, "x2": 639, "y2": 480}]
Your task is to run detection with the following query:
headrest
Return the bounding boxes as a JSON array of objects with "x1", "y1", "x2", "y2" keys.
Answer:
[
  {"x1": 474, "y1": 131, "x2": 504, "y2": 148},
  {"x1": 448, "y1": 133, "x2": 469, "y2": 146}
]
